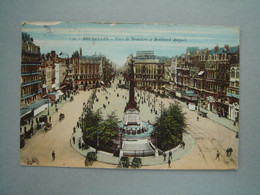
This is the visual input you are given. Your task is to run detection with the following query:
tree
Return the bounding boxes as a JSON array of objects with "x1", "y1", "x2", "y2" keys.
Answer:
[
  {"x1": 152, "y1": 103, "x2": 186, "y2": 151},
  {"x1": 82, "y1": 109, "x2": 120, "y2": 152},
  {"x1": 82, "y1": 108, "x2": 102, "y2": 147},
  {"x1": 98, "y1": 112, "x2": 120, "y2": 152}
]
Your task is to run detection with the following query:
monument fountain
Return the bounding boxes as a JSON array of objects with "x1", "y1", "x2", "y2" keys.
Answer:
[{"x1": 119, "y1": 56, "x2": 156, "y2": 157}]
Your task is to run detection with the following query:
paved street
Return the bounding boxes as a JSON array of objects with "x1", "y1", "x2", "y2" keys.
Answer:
[{"x1": 20, "y1": 77, "x2": 238, "y2": 169}]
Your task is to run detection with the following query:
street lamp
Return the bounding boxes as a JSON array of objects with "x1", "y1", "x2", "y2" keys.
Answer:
[
  {"x1": 47, "y1": 98, "x2": 50, "y2": 115},
  {"x1": 159, "y1": 101, "x2": 164, "y2": 117},
  {"x1": 96, "y1": 130, "x2": 99, "y2": 153},
  {"x1": 81, "y1": 113, "x2": 85, "y2": 131}
]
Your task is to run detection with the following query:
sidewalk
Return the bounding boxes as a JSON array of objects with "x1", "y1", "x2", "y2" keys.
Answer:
[
  {"x1": 199, "y1": 107, "x2": 239, "y2": 132},
  {"x1": 174, "y1": 99, "x2": 239, "y2": 133},
  {"x1": 70, "y1": 126, "x2": 195, "y2": 166},
  {"x1": 20, "y1": 96, "x2": 72, "y2": 135}
]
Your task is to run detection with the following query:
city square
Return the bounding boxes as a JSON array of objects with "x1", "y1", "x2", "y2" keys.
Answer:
[
  {"x1": 20, "y1": 74, "x2": 238, "y2": 169},
  {"x1": 20, "y1": 22, "x2": 239, "y2": 169}
]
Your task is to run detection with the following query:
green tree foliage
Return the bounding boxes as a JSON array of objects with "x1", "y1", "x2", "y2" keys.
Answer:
[
  {"x1": 152, "y1": 103, "x2": 186, "y2": 151},
  {"x1": 82, "y1": 109, "x2": 120, "y2": 152},
  {"x1": 82, "y1": 108, "x2": 102, "y2": 147},
  {"x1": 98, "y1": 112, "x2": 120, "y2": 151}
]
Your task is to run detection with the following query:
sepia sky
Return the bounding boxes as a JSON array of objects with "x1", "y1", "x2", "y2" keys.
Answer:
[{"x1": 22, "y1": 22, "x2": 240, "y2": 66}]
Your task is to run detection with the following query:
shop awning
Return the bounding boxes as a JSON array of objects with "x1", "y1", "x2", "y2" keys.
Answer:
[
  {"x1": 57, "y1": 90, "x2": 63, "y2": 96},
  {"x1": 198, "y1": 71, "x2": 204, "y2": 76},
  {"x1": 20, "y1": 99, "x2": 48, "y2": 118}
]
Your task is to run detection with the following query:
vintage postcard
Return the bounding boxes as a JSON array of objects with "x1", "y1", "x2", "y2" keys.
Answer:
[{"x1": 20, "y1": 22, "x2": 239, "y2": 169}]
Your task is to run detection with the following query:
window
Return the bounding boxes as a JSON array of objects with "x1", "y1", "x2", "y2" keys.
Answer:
[
  {"x1": 231, "y1": 69, "x2": 235, "y2": 78},
  {"x1": 236, "y1": 70, "x2": 239, "y2": 78}
]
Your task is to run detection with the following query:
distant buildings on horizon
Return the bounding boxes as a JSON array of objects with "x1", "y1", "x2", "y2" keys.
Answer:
[{"x1": 21, "y1": 32, "x2": 240, "y2": 122}]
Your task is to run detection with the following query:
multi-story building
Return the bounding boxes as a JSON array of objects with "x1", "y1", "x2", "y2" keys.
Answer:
[
  {"x1": 41, "y1": 51, "x2": 69, "y2": 98},
  {"x1": 204, "y1": 45, "x2": 239, "y2": 116},
  {"x1": 133, "y1": 51, "x2": 169, "y2": 91},
  {"x1": 226, "y1": 46, "x2": 240, "y2": 121},
  {"x1": 65, "y1": 63, "x2": 74, "y2": 90},
  {"x1": 170, "y1": 45, "x2": 239, "y2": 118},
  {"x1": 170, "y1": 57, "x2": 178, "y2": 87},
  {"x1": 72, "y1": 49, "x2": 112, "y2": 90},
  {"x1": 21, "y1": 33, "x2": 42, "y2": 108},
  {"x1": 176, "y1": 54, "x2": 188, "y2": 92}
]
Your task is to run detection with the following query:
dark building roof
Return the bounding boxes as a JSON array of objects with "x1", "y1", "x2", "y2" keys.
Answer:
[
  {"x1": 209, "y1": 46, "x2": 239, "y2": 55},
  {"x1": 80, "y1": 55, "x2": 103, "y2": 60},
  {"x1": 187, "y1": 47, "x2": 200, "y2": 55}
]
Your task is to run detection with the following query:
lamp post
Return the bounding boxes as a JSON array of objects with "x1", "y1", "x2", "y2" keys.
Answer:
[
  {"x1": 47, "y1": 98, "x2": 50, "y2": 115},
  {"x1": 81, "y1": 113, "x2": 85, "y2": 131},
  {"x1": 159, "y1": 101, "x2": 164, "y2": 117},
  {"x1": 96, "y1": 130, "x2": 99, "y2": 153}
]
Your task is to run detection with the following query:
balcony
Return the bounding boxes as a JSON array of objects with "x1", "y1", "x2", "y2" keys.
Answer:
[
  {"x1": 21, "y1": 79, "x2": 41, "y2": 87},
  {"x1": 21, "y1": 71, "x2": 41, "y2": 76},
  {"x1": 21, "y1": 63, "x2": 41, "y2": 66},
  {"x1": 227, "y1": 92, "x2": 239, "y2": 99},
  {"x1": 21, "y1": 89, "x2": 42, "y2": 100},
  {"x1": 204, "y1": 88, "x2": 217, "y2": 94}
]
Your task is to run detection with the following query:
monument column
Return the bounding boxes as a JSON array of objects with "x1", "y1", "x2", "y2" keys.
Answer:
[{"x1": 125, "y1": 56, "x2": 138, "y2": 111}]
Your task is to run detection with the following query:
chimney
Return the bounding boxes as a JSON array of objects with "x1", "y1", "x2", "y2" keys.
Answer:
[
  {"x1": 80, "y1": 48, "x2": 82, "y2": 57},
  {"x1": 214, "y1": 46, "x2": 219, "y2": 52},
  {"x1": 224, "y1": 45, "x2": 229, "y2": 51}
]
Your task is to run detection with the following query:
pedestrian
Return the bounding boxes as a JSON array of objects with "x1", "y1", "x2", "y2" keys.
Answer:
[
  {"x1": 52, "y1": 150, "x2": 55, "y2": 160},
  {"x1": 49, "y1": 116, "x2": 51, "y2": 122},
  {"x1": 30, "y1": 126, "x2": 33, "y2": 135},
  {"x1": 229, "y1": 147, "x2": 233, "y2": 156},
  {"x1": 163, "y1": 152, "x2": 166, "y2": 161},
  {"x1": 226, "y1": 147, "x2": 230, "y2": 156},
  {"x1": 73, "y1": 136, "x2": 75, "y2": 144},
  {"x1": 169, "y1": 151, "x2": 172, "y2": 159},
  {"x1": 197, "y1": 116, "x2": 199, "y2": 121},
  {"x1": 215, "y1": 151, "x2": 220, "y2": 160},
  {"x1": 78, "y1": 139, "x2": 81, "y2": 149},
  {"x1": 168, "y1": 158, "x2": 171, "y2": 168},
  {"x1": 236, "y1": 132, "x2": 239, "y2": 138},
  {"x1": 73, "y1": 127, "x2": 76, "y2": 133}
]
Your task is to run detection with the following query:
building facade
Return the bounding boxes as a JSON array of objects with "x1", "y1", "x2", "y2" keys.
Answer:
[
  {"x1": 71, "y1": 49, "x2": 113, "y2": 90},
  {"x1": 133, "y1": 51, "x2": 168, "y2": 91},
  {"x1": 21, "y1": 33, "x2": 42, "y2": 108},
  {"x1": 172, "y1": 45, "x2": 240, "y2": 119}
]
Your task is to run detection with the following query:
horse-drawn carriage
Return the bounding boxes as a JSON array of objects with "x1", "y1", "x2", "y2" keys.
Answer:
[
  {"x1": 39, "y1": 115, "x2": 48, "y2": 123},
  {"x1": 20, "y1": 134, "x2": 25, "y2": 148},
  {"x1": 198, "y1": 111, "x2": 207, "y2": 117},
  {"x1": 118, "y1": 156, "x2": 130, "y2": 168},
  {"x1": 25, "y1": 127, "x2": 34, "y2": 138},
  {"x1": 84, "y1": 152, "x2": 97, "y2": 166},
  {"x1": 59, "y1": 113, "x2": 65, "y2": 121},
  {"x1": 131, "y1": 157, "x2": 142, "y2": 168},
  {"x1": 44, "y1": 122, "x2": 52, "y2": 132}
]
